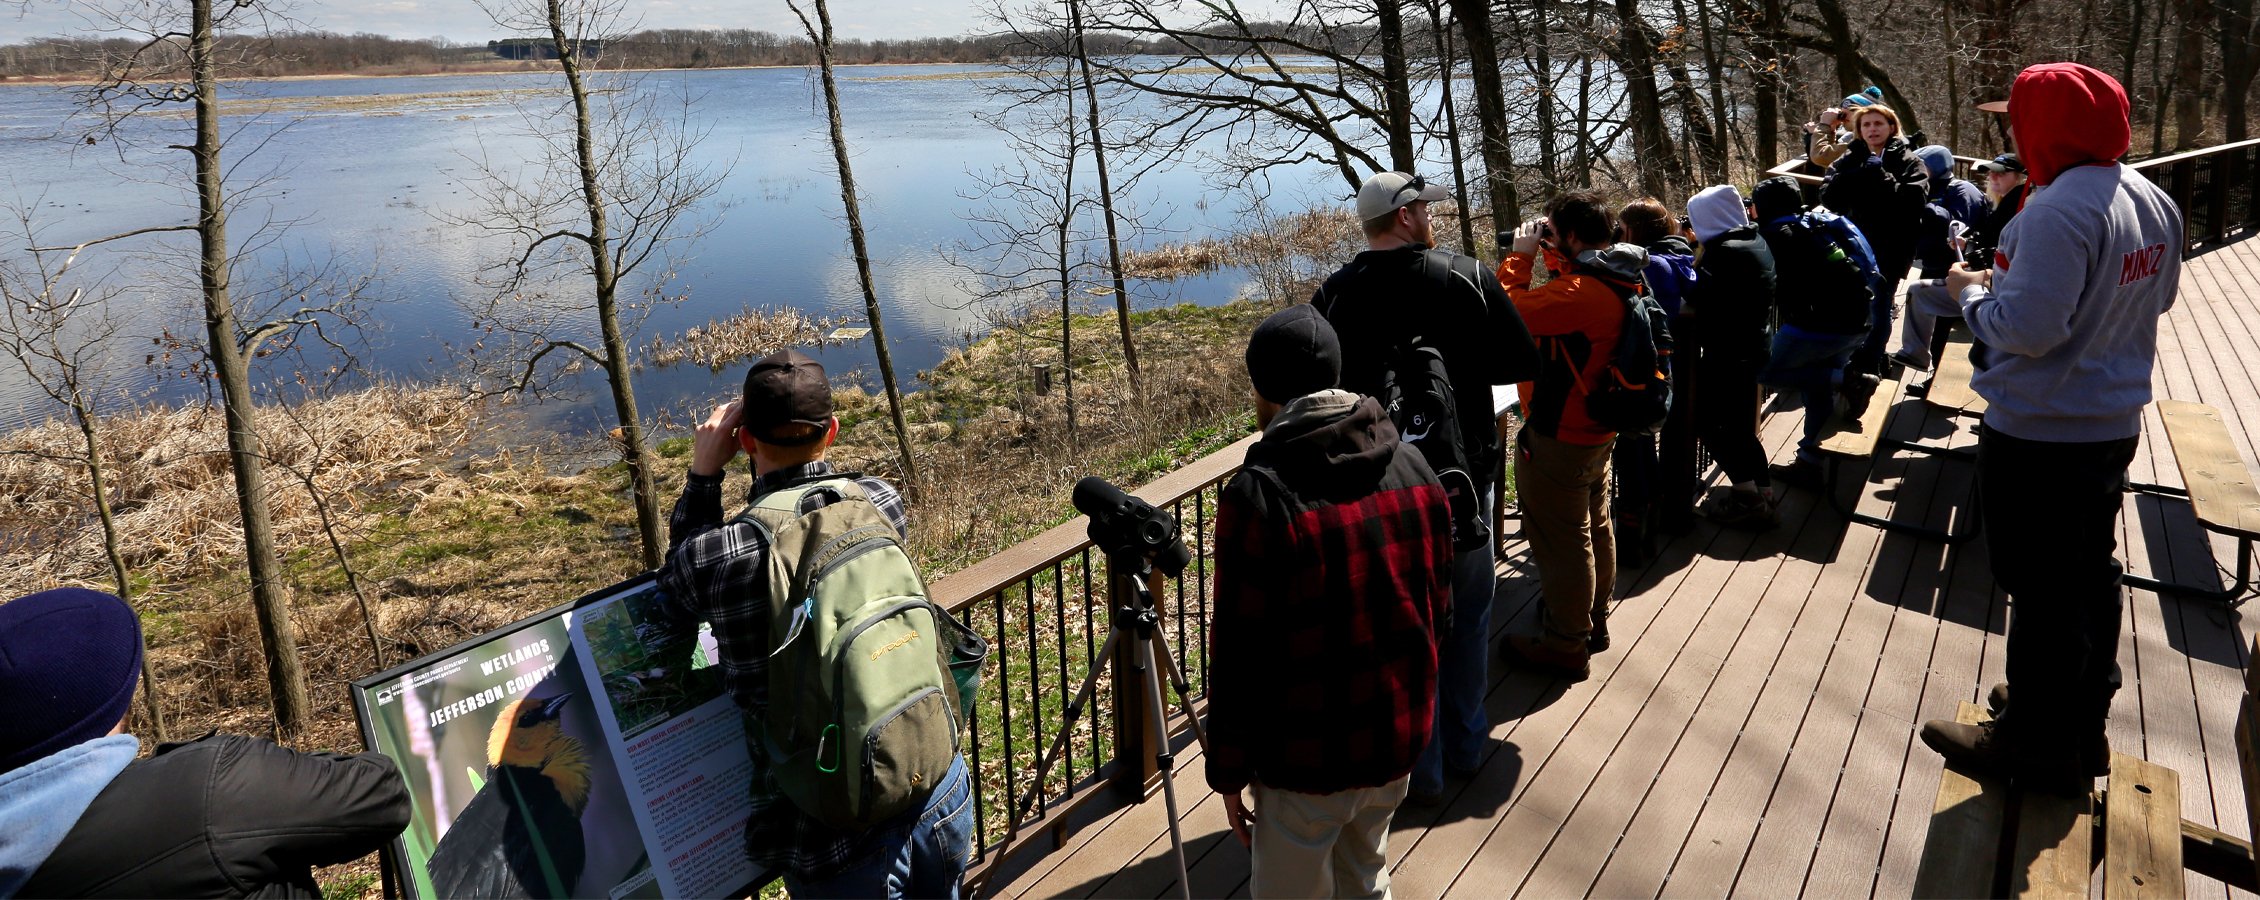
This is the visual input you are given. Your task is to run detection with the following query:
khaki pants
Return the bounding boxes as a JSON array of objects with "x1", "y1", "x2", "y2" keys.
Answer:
[
  {"x1": 1249, "y1": 777, "x2": 1409, "y2": 899},
  {"x1": 1515, "y1": 427, "x2": 1617, "y2": 652}
]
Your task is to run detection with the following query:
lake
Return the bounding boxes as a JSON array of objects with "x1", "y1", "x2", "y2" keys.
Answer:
[{"x1": 0, "y1": 64, "x2": 1429, "y2": 433}]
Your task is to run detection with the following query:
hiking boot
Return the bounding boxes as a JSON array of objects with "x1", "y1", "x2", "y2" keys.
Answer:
[
  {"x1": 1701, "y1": 487, "x2": 1781, "y2": 531},
  {"x1": 1588, "y1": 615, "x2": 1612, "y2": 654},
  {"x1": 1502, "y1": 633, "x2": 1592, "y2": 681},
  {"x1": 1987, "y1": 682, "x2": 2010, "y2": 715},
  {"x1": 1770, "y1": 458, "x2": 1827, "y2": 492},
  {"x1": 1919, "y1": 717, "x2": 2105, "y2": 793},
  {"x1": 1840, "y1": 372, "x2": 1882, "y2": 419},
  {"x1": 1891, "y1": 350, "x2": 1932, "y2": 373}
]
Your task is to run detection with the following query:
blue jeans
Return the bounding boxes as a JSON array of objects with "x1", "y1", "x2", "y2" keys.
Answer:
[
  {"x1": 783, "y1": 755, "x2": 974, "y2": 899},
  {"x1": 1413, "y1": 490, "x2": 1494, "y2": 794},
  {"x1": 1852, "y1": 273, "x2": 1904, "y2": 375},
  {"x1": 1758, "y1": 325, "x2": 1866, "y2": 462}
]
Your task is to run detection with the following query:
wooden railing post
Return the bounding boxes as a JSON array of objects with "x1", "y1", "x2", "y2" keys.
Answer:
[{"x1": 1105, "y1": 555, "x2": 1163, "y2": 801}]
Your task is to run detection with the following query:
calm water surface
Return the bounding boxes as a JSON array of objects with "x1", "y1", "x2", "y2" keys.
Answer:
[{"x1": 0, "y1": 65, "x2": 1366, "y2": 432}]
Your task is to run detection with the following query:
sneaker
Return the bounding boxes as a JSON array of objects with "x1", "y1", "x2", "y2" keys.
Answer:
[
  {"x1": 1701, "y1": 487, "x2": 1781, "y2": 531},
  {"x1": 1588, "y1": 615, "x2": 1611, "y2": 654},
  {"x1": 1769, "y1": 458, "x2": 1827, "y2": 492},
  {"x1": 1840, "y1": 372, "x2": 1882, "y2": 419},
  {"x1": 1502, "y1": 633, "x2": 1592, "y2": 681}
]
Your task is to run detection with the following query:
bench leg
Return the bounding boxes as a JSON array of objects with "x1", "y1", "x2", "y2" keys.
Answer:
[
  {"x1": 1826, "y1": 448, "x2": 1984, "y2": 546},
  {"x1": 2121, "y1": 538, "x2": 2253, "y2": 607}
]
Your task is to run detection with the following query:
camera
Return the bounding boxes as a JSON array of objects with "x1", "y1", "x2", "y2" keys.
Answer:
[{"x1": 1073, "y1": 477, "x2": 1192, "y2": 576}]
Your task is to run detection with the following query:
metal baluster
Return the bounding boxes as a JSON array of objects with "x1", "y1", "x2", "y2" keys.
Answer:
[
  {"x1": 995, "y1": 590, "x2": 1016, "y2": 825},
  {"x1": 962, "y1": 606, "x2": 986, "y2": 856},
  {"x1": 1082, "y1": 549, "x2": 1101, "y2": 774},
  {"x1": 1053, "y1": 560, "x2": 1072, "y2": 790},
  {"x1": 1023, "y1": 575, "x2": 1043, "y2": 815},
  {"x1": 1195, "y1": 484, "x2": 1210, "y2": 692}
]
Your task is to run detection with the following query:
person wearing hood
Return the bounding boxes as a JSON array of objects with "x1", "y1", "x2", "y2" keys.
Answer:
[
  {"x1": 1918, "y1": 63, "x2": 2183, "y2": 795},
  {"x1": 0, "y1": 588, "x2": 410, "y2": 898},
  {"x1": 1208, "y1": 305, "x2": 1455, "y2": 898},
  {"x1": 1609, "y1": 198, "x2": 1701, "y2": 562},
  {"x1": 1894, "y1": 145, "x2": 1997, "y2": 371},
  {"x1": 1496, "y1": 190, "x2": 1637, "y2": 680},
  {"x1": 1314, "y1": 171, "x2": 1540, "y2": 807},
  {"x1": 1820, "y1": 103, "x2": 1930, "y2": 384},
  {"x1": 1682, "y1": 184, "x2": 1782, "y2": 529},
  {"x1": 1750, "y1": 176, "x2": 1881, "y2": 488}
]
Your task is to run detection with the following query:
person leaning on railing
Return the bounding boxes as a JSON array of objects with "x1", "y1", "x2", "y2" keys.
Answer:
[{"x1": 1206, "y1": 305, "x2": 1455, "y2": 899}]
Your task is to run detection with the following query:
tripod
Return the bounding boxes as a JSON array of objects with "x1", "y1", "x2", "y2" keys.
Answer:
[{"x1": 999, "y1": 552, "x2": 1208, "y2": 900}]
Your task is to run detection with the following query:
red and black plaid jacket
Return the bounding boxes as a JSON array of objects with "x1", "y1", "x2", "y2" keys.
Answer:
[{"x1": 1206, "y1": 391, "x2": 1456, "y2": 796}]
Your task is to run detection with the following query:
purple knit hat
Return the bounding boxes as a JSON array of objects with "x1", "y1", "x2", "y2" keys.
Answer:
[{"x1": 0, "y1": 588, "x2": 144, "y2": 773}]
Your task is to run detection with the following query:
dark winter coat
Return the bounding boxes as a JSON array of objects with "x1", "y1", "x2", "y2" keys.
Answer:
[
  {"x1": 1965, "y1": 183, "x2": 2029, "y2": 268},
  {"x1": 20, "y1": 733, "x2": 410, "y2": 898},
  {"x1": 1686, "y1": 224, "x2": 1778, "y2": 365},
  {"x1": 1822, "y1": 136, "x2": 1932, "y2": 277},
  {"x1": 1207, "y1": 391, "x2": 1455, "y2": 796},
  {"x1": 1312, "y1": 245, "x2": 1540, "y2": 489}
]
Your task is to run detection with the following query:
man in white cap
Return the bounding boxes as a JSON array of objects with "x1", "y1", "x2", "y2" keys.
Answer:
[{"x1": 1311, "y1": 171, "x2": 1539, "y2": 805}]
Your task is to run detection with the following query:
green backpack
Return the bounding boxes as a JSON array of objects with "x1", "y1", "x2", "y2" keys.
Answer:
[{"x1": 736, "y1": 476, "x2": 985, "y2": 830}]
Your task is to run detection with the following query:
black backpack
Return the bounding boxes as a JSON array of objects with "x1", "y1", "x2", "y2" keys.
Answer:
[
  {"x1": 1583, "y1": 269, "x2": 1675, "y2": 436},
  {"x1": 1379, "y1": 336, "x2": 1482, "y2": 550}
]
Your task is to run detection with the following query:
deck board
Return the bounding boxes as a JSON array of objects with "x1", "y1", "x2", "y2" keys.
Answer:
[{"x1": 980, "y1": 237, "x2": 2260, "y2": 899}]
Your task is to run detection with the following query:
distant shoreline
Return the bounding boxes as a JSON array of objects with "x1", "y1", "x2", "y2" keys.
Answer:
[{"x1": 0, "y1": 59, "x2": 981, "y2": 89}]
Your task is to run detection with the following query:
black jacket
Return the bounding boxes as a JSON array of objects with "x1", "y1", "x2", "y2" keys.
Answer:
[
  {"x1": 1822, "y1": 136, "x2": 1931, "y2": 274},
  {"x1": 22, "y1": 734, "x2": 410, "y2": 898},
  {"x1": 1310, "y1": 245, "x2": 1540, "y2": 486},
  {"x1": 1686, "y1": 225, "x2": 1777, "y2": 364}
]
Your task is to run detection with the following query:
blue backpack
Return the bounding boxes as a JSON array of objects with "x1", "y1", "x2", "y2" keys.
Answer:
[{"x1": 1640, "y1": 249, "x2": 1699, "y2": 319}]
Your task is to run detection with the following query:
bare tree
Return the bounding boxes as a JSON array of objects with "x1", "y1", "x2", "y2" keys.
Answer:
[
  {"x1": 1068, "y1": 0, "x2": 1142, "y2": 400},
  {"x1": 457, "y1": 0, "x2": 727, "y2": 569},
  {"x1": 0, "y1": 203, "x2": 166, "y2": 740},
  {"x1": 1452, "y1": 0, "x2": 1523, "y2": 226},
  {"x1": 786, "y1": 0, "x2": 921, "y2": 493},
  {"x1": 63, "y1": 0, "x2": 324, "y2": 735}
]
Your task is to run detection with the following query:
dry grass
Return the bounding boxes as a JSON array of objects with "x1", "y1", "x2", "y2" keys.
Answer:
[{"x1": 641, "y1": 305, "x2": 847, "y2": 371}]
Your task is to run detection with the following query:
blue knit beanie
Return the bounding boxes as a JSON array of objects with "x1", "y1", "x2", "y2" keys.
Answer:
[{"x1": 0, "y1": 588, "x2": 144, "y2": 773}]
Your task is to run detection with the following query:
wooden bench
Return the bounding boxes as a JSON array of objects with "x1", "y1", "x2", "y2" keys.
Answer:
[
  {"x1": 1926, "y1": 339, "x2": 1989, "y2": 418},
  {"x1": 1815, "y1": 376, "x2": 1985, "y2": 545},
  {"x1": 1913, "y1": 635, "x2": 2260, "y2": 897},
  {"x1": 2123, "y1": 399, "x2": 2260, "y2": 605}
]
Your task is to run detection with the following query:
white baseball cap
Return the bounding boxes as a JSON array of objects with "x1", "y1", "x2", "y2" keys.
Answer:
[{"x1": 1355, "y1": 171, "x2": 1450, "y2": 222}]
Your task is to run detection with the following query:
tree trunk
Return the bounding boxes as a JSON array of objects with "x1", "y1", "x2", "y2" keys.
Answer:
[
  {"x1": 2171, "y1": 0, "x2": 2213, "y2": 149},
  {"x1": 802, "y1": 0, "x2": 922, "y2": 490},
  {"x1": 1754, "y1": 0, "x2": 1786, "y2": 169},
  {"x1": 1428, "y1": 0, "x2": 1478, "y2": 255},
  {"x1": 2150, "y1": 0, "x2": 2169, "y2": 154},
  {"x1": 1524, "y1": 0, "x2": 1561, "y2": 186},
  {"x1": 1068, "y1": 0, "x2": 1141, "y2": 402},
  {"x1": 192, "y1": 0, "x2": 307, "y2": 739},
  {"x1": 1946, "y1": 0, "x2": 1962, "y2": 152},
  {"x1": 1813, "y1": 0, "x2": 1864, "y2": 97},
  {"x1": 2226, "y1": 0, "x2": 2259, "y2": 142},
  {"x1": 1575, "y1": 0, "x2": 1597, "y2": 186},
  {"x1": 79, "y1": 412, "x2": 164, "y2": 741},
  {"x1": 1451, "y1": 0, "x2": 1521, "y2": 228},
  {"x1": 1694, "y1": 0, "x2": 1735, "y2": 178},
  {"x1": 1612, "y1": 0, "x2": 1686, "y2": 200},
  {"x1": 544, "y1": 0, "x2": 664, "y2": 570},
  {"x1": 1376, "y1": 0, "x2": 1417, "y2": 172},
  {"x1": 1057, "y1": 51, "x2": 1079, "y2": 447}
]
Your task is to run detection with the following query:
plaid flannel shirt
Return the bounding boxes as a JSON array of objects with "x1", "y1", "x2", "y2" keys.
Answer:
[{"x1": 652, "y1": 460, "x2": 908, "y2": 883}]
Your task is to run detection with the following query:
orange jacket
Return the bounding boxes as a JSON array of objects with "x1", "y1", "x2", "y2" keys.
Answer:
[{"x1": 1498, "y1": 251, "x2": 1623, "y2": 446}]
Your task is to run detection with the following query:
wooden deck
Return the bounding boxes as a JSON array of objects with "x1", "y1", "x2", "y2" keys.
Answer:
[{"x1": 979, "y1": 236, "x2": 2260, "y2": 899}]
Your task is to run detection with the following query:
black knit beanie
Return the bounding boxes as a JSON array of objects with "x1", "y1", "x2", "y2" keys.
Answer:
[
  {"x1": 0, "y1": 588, "x2": 144, "y2": 773},
  {"x1": 1245, "y1": 304, "x2": 1343, "y2": 404}
]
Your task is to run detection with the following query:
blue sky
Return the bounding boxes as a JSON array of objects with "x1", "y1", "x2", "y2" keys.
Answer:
[{"x1": 1, "y1": 1, "x2": 986, "y2": 43}]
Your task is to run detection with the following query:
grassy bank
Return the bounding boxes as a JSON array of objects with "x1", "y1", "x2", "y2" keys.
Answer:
[{"x1": 0, "y1": 297, "x2": 1272, "y2": 896}]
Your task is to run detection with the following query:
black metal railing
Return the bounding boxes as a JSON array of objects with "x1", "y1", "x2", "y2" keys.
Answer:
[{"x1": 2130, "y1": 138, "x2": 2260, "y2": 254}]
